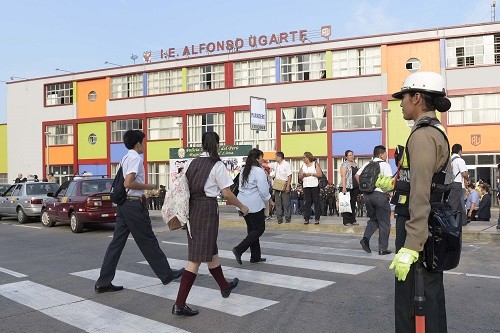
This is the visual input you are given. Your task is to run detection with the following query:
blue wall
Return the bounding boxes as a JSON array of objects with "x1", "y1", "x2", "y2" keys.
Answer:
[
  {"x1": 110, "y1": 143, "x2": 129, "y2": 163},
  {"x1": 332, "y1": 130, "x2": 382, "y2": 156},
  {"x1": 78, "y1": 164, "x2": 107, "y2": 176}
]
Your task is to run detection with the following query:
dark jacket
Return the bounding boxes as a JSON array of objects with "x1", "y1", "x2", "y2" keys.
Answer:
[{"x1": 477, "y1": 193, "x2": 491, "y2": 221}]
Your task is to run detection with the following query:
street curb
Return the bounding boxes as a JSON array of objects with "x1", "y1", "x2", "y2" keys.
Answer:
[{"x1": 151, "y1": 216, "x2": 500, "y2": 243}]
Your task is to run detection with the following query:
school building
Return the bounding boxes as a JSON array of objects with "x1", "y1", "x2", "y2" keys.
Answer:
[{"x1": 3, "y1": 22, "x2": 500, "y2": 189}]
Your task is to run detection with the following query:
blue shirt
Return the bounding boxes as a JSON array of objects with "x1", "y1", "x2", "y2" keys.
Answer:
[
  {"x1": 237, "y1": 166, "x2": 271, "y2": 213},
  {"x1": 465, "y1": 189, "x2": 480, "y2": 210}
]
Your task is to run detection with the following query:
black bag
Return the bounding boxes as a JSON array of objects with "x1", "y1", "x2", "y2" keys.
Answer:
[
  {"x1": 422, "y1": 203, "x2": 462, "y2": 272},
  {"x1": 110, "y1": 165, "x2": 127, "y2": 205},
  {"x1": 316, "y1": 162, "x2": 328, "y2": 188},
  {"x1": 358, "y1": 161, "x2": 381, "y2": 193},
  {"x1": 230, "y1": 173, "x2": 240, "y2": 197}
]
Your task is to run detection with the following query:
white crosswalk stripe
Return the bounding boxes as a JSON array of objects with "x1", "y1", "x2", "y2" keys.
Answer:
[
  {"x1": 0, "y1": 280, "x2": 190, "y2": 333},
  {"x1": 161, "y1": 241, "x2": 375, "y2": 275},
  {"x1": 138, "y1": 259, "x2": 335, "y2": 292},
  {"x1": 71, "y1": 268, "x2": 278, "y2": 317}
]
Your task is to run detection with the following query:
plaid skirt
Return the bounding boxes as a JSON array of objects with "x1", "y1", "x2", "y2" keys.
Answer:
[{"x1": 187, "y1": 197, "x2": 219, "y2": 262}]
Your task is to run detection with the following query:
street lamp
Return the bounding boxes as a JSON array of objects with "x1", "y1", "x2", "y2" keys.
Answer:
[
  {"x1": 382, "y1": 108, "x2": 391, "y2": 147},
  {"x1": 44, "y1": 131, "x2": 51, "y2": 177}
]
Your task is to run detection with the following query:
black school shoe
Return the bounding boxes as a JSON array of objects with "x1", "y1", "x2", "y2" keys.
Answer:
[
  {"x1": 94, "y1": 283, "x2": 123, "y2": 293},
  {"x1": 379, "y1": 250, "x2": 392, "y2": 255},
  {"x1": 162, "y1": 268, "x2": 184, "y2": 285},
  {"x1": 221, "y1": 278, "x2": 239, "y2": 298},
  {"x1": 250, "y1": 258, "x2": 266, "y2": 263},
  {"x1": 172, "y1": 304, "x2": 199, "y2": 316},
  {"x1": 360, "y1": 238, "x2": 371, "y2": 253}
]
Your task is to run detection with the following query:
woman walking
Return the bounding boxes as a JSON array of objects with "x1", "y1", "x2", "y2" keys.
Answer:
[
  {"x1": 340, "y1": 150, "x2": 359, "y2": 226},
  {"x1": 298, "y1": 152, "x2": 322, "y2": 225},
  {"x1": 172, "y1": 132, "x2": 249, "y2": 317},
  {"x1": 232, "y1": 149, "x2": 273, "y2": 264}
]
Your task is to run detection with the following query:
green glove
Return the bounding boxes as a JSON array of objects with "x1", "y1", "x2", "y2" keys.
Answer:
[{"x1": 389, "y1": 248, "x2": 419, "y2": 281}]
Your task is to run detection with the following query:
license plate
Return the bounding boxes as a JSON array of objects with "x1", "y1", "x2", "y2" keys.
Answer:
[
  {"x1": 101, "y1": 214, "x2": 109, "y2": 217},
  {"x1": 102, "y1": 195, "x2": 110, "y2": 200}
]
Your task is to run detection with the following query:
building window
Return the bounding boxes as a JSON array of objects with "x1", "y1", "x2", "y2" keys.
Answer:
[
  {"x1": 281, "y1": 53, "x2": 325, "y2": 82},
  {"x1": 234, "y1": 58, "x2": 276, "y2": 86},
  {"x1": 447, "y1": 94, "x2": 500, "y2": 125},
  {"x1": 88, "y1": 133, "x2": 97, "y2": 145},
  {"x1": 0, "y1": 173, "x2": 7, "y2": 183},
  {"x1": 187, "y1": 113, "x2": 225, "y2": 147},
  {"x1": 110, "y1": 119, "x2": 143, "y2": 143},
  {"x1": 148, "y1": 116, "x2": 182, "y2": 140},
  {"x1": 110, "y1": 74, "x2": 143, "y2": 98},
  {"x1": 446, "y1": 36, "x2": 485, "y2": 68},
  {"x1": 148, "y1": 162, "x2": 170, "y2": 189},
  {"x1": 45, "y1": 124, "x2": 74, "y2": 145},
  {"x1": 332, "y1": 102, "x2": 381, "y2": 130},
  {"x1": 332, "y1": 47, "x2": 381, "y2": 77},
  {"x1": 48, "y1": 165, "x2": 74, "y2": 184},
  {"x1": 88, "y1": 91, "x2": 97, "y2": 102},
  {"x1": 282, "y1": 106, "x2": 326, "y2": 133},
  {"x1": 495, "y1": 34, "x2": 500, "y2": 64},
  {"x1": 110, "y1": 163, "x2": 119, "y2": 178},
  {"x1": 147, "y1": 69, "x2": 182, "y2": 95},
  {"x1": 405, "y1": 58, "x2": 421, "y2": 72},
  {"x1": 234, "y1": 110, "x2": 276, "y2": 151},
  {"x1": 187, "y1": 65, "x2": 225, "y2": 91},
  {"x1": 45, "y1": 82, "x2": 73, "y2": 106}
]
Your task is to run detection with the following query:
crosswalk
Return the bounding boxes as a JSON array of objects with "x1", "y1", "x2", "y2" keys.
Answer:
[{"x1": 0, "y1": 235, "x2": 386, "y2": 332}]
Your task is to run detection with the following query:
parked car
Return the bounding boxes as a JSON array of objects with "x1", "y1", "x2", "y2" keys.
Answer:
[
  {"x1": 0, "y1": 182, "x2": 60, "y2": 223},
  {"x1": 0, "y1": 183, "x2": 11, "y2": 195},
  {"x1": 41, "y1": 177, "x2": 117, "y2": 233}
]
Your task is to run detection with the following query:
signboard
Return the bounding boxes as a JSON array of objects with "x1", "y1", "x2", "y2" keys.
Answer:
[
  {"x1": 250, "y1": 96, "x2": 267, "y2": 131},
  {"x1": 169, "y1": 145, "x2": 252, "y2": 178}
]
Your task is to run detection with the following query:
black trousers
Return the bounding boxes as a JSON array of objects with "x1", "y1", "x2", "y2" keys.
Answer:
[
  {"x1": 342, "y1": 187, "x2": 359, "y2": 225},
  {"x1": 395, "y1": 214, "x2": 448, "y2": 333},
  {"x1": 96, "y1": 200, "x2": 172, "y2": 286},
  {"x1": 303, "y1": 186, "x2": 321, "y2": 222},
  {"x1": 234, "y1": 209, "x2": 266, "y2": 260}
]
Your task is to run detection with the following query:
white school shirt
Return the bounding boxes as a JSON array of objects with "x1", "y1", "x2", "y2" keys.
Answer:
[
  {"x1": 269, "y1": 160, "x2": 292, "y2": 181},
  {"x1": 301, "y1": 163, "x2": 319, "y2": 188},
  {"x1": 122, "y1": 150, "x2": 145, "y2": 197},
  {"x1": 237, "y1": 166, "x2": 271, "y2": 213},
  {"x1": 356, "y1": 158, "x2": 393, "y2": 193},
  {"x1": 451, "y1": 153, "x2": 467, "y2": 187},
  {"x1": 185, "y1": 152, "x2": 233, "y2": 198}
]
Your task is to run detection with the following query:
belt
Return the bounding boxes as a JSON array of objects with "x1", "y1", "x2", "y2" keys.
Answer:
[{"x1": 126, "y1": 196, "x2": 143, "y2": 200}]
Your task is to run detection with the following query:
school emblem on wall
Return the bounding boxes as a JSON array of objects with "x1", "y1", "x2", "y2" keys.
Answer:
[
  {"x1": 471, "y1": 134, "x2": 481, "y2": 146},
  {"x1": 321, "y1": 25, "x2": 332, "y2": 39}
]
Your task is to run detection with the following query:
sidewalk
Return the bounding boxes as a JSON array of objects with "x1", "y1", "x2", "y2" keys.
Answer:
[{"x1": 149, "y1": 206, "x2": 500, "y2": 243}]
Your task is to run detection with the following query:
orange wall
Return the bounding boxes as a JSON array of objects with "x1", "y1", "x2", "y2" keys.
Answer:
[
  {"x1": 447, "y1": 125, "x2": 500, "y2": 153},
  {"x1": 46, "y1": 146, "x2": 74, "y2": 165},
  {"x1": 76, "y1": 78, "x2": 109, "y2": 119},
  {"x1": 386, "y1": 41, "x2": 441, "y2": 95}
]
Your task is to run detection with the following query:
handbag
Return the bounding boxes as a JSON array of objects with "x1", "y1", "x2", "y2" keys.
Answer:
[
  {"x1": 272, "y1": 178, "x2": 287, "y2": 191},
  {"x1": 338, "y1": 192, "x2": 352, "y2": 214},
  {"x1": 167, "y1": 217, "x2": 183, "y2": 231},
  {"x1": 161, "y1": 171, "x2": 191, "y2": 236}
]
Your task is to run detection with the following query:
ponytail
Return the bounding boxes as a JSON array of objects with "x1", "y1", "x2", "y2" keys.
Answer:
[
  {"x1": 242, "y1": 148, "x2": 263, "y2": 187},
  {"x1": 202, "y1": 131, "x2": 221, "y2": 162}
]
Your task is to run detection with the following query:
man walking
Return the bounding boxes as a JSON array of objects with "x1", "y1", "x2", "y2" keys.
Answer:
[
  {"x1": 356, "y1": 145, "x2": 393, "y2": 255},
  {"x1": 95, "y1": 129, "x2": 183, "y2": 293},
  {"x1": 449, "y1": 144, "x2": 469, "y2": 225},
  {"x1": 269, "y1": 152, "x2": 292, "y2": 224}
]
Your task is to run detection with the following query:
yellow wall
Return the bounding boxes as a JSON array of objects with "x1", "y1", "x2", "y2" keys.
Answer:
[
  {"x1": 76, "y1": 78, "x2": 109, "y2": 119},
  {"x1": 47, "y1": 146, "x2": 74, "y2": 165},
  {"x1": 281, "y1": 133, "x2": 328, "y2": 157},
  {"x1": 147, "y1": 140, "x2": 182, "y2": 161},
  {"x1": 447, "y1": 125, "x2": 500, "y2": 153},
  {"x1": 77, "y1": 122, "x2": 107, "y2": 159},
  {"x1": 0, "y1": 124, "x2": 7, "y2": 173},
  {"x1": 386, "y1": 41, "x2": 441, "y2": 95}
]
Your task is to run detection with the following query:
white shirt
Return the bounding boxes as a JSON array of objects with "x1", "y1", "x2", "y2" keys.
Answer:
[
  {"x1": 237, "y1": 166, "x2": 271, "y2": 213},
  {"x1": 185, "y1": 153, "x2": 233, "y2": 197},
  {"x1": 301, "y1": 163, "x2": 319, "y2": 188},
  {"x1": 269, "y1": 160, "x2": 292, "y2": 181},
  {"x1": 122, "y1": 150, "x2": 145, "y2": 197},
  {"x1": 451, "y1": 153, "x2": 467, "y2": 187},
  {"x1": 356, "y1": 157, "x2": 393, "y2": 193}
]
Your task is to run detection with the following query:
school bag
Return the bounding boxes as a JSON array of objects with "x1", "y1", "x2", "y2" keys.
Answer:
[
  {"x1": 230, "y1": 173, "x2": 240, "y2": 196},
  {"x1": 110, "y1": 157, "x2": 130, "y2": 205},
  {"x1": 358, "y1": 161, "x2": 382, "y2": 193},
  {"x1": 161, "y1": 171, "x2": 191, "y2": 237}
]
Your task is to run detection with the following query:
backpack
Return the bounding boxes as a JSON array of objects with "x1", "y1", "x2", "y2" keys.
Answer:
[
  {"x1": 230, "y1": 173, "x2": 240, "y2": 196},
  {"x1": 110, "y1": 156, "x2": 130, "y2": 205},
  {"x1": 110, "y1": 165, "x2": 127, "y2": 205},
  {"x1": 358, "y1": 161, "x2": 382, "y2": 193}
]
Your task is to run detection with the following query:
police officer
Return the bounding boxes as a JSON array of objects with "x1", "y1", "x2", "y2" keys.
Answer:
[{"x1": 390, "y1": 72, "x2": 452, "y2": 332}]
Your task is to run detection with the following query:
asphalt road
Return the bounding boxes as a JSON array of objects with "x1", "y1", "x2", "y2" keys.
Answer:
[{"x1": 0, "y1": 217, "x2": 498, "y2": 333}]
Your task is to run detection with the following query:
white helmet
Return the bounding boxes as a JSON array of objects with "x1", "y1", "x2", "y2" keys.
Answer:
[{"x1": 392, "y1": 71, "x2": 446, "y2": 99}]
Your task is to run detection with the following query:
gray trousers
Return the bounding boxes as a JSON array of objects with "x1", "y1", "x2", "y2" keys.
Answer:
[
  {"x1": 274, "y1": 190, "x2": 291, "y2": 222},
  {"x1": 447, "y1": 182, "x2": 466, "y2": 225},
  {"x1": 96, "y1": 200, "x2": 172, "y2": 286},
  {"x1": 362, "y1": 191, "x2": 391, "y2": 251}
]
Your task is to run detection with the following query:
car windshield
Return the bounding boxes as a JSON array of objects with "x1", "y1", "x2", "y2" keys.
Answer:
[
  {"x1": 0, "y1": 185, "x2": 10, "y2": 193},
  {"x1": 26, "y1": 183, "x2": 60, "y2": 195},
  {"x1": 81, "y1": 180, "x2": 113, "y2": 195}
]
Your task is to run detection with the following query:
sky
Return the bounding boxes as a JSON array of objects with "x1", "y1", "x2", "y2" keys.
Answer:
[{"x1": 0, "y1": 0, "x2": 495, "y2": 123}]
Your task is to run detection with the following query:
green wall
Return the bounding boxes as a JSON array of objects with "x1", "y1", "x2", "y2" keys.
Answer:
[
  {"x1": 281, "y1": 132, "x2": 328, "y2": 157},
  {"x1": 77, "y1": 122, "x2": 107, "y2": 159},
  {"x1": 147, "y1": 140, "x2": 182, "y2": 161},
  {"x1": 0, "y1": 124, "x2": 7, "y2": 173}
]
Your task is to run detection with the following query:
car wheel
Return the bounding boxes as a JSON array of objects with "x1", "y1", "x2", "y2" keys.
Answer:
[
  {"x1": 70, "y1": 212, "x2": 84, "y2": 233},
  {"x1": 41, "y1": 209, "x2": 55, "y2": 227},
  {"x1": 17, "y1": 207, "x2": 28, "y2": 224}
]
